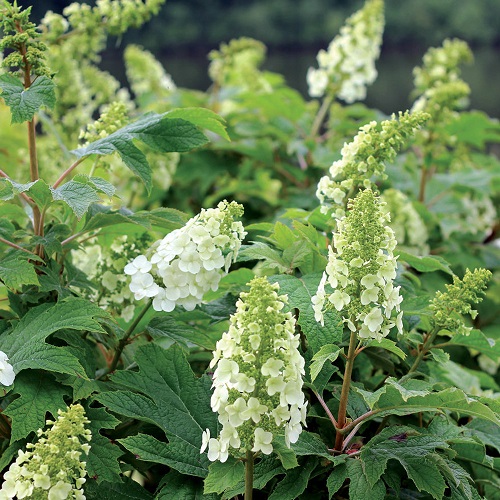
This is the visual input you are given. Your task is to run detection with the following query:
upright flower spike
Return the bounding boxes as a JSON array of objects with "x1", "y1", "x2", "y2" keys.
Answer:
[
  {"x1": 125, "y1": 200, "x2": 246, "y2": 312},
  {"x1": 430, "y1": 268, "x2": 491, "y2": 337},
  {"x1": 0, "y1": 403, "x2": 91, "y2": 499},
  {"x1": 306, "y1": 0, "x2": 384, "y2": 103},
  {"x1": 201, "y1": 277, "x2": 306, "y2": 462},
  {"x1": 316, "y1": 111, "x2": 429, "y2": 218},
  {"x1": 312, "y1": 189, "x2": 403, "y2": 341}
]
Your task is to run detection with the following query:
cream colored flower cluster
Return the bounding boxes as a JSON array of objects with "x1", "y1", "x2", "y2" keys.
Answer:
[
  {"x1": 381, "y1": 188, "x2": 429, "y2": 255},
  {"x1": 125, "y1": 201, "x2": 246, "y2": 312},
  {"x1": 0, "y1": 404, "x2": 91, "y2": 500},
  {"x1": 306, "y1": 0, "x2": 384, "y2": 103},
  {"x1": 316, "y1": 111, "x2": 429, "y2": 218},
  {"x1": 201, "y1": 278, "x2": 306, "y2": 462},
  {"x1": 312, "y1": 189, "x2": 403, "y2": 341}
]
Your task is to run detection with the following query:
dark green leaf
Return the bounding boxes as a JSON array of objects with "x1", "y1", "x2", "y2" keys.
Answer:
[
  {"x1": 310, "y1": 344, "x2": 341, "y2": 383},
  {"x1": 0, "y1": 74, "x2": 56, "y2": 123},
  {"x1": 399, "y1": 252, "x2": 453, "y2": 275},
  {"x1": 52, "y1": 180, "x2": 101, "y2": 219},
  {"x1": 268, "y1": 457, "x2": 317, "y2": 500},
  {"x1": 84, "y1": 477, "x2": 153, "y2": 499},
  {"x1": 4, "y1": 371, "x2": 69, "y2": 441},
  {"x1": 0, "y1": 251, "x2": 40, "y2": 290},
  {"x1": 347, "y1": 459, "x2": 386, "y2": 500},
  {"x1": 204, "y1": 458, "x2": 245, "y2": 494},
  {"x1": 166, "y1": 107, "x2": 229, "y2": 141},
  {"x1": 327, "y1": 463, "x2": 348, "y2": 498}
]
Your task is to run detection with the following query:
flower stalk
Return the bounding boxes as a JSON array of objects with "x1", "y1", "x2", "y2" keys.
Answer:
[{"x1": 245, "y1": 450, "x2": 254, "y2": 500}]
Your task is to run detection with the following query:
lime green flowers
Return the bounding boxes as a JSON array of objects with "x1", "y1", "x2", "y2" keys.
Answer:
[
  {"x1": 312, "y1": 189, "x2": 403, "y2": 341},
  {"x1": 0, "y1": 404, "x2": 91, "y2": 499},
  {"x1": 430, "y1": 268, "x2": 491, "y2": 336},
  {"x1": 202, "y1": 278, "x2": 306, "y2": 462}
]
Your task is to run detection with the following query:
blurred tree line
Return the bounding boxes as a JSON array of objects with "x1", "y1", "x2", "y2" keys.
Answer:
[{"x1": 29, "y1": 0, "x2": 500, "y2": 51}]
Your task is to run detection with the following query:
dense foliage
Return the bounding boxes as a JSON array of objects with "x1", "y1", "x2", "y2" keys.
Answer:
[{"x1": 0, "y1": 0, "x2": 499, "y2": 498}]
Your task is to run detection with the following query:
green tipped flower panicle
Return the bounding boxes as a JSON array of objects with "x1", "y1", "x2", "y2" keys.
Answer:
[
  {"x1": 306, "y1": 0, "x2": 384, "y2": 103},
  {"x1": 430, "y1": 268, "x2": 492, "y2": 336},
  {"x1": 0, "y1": 404, "x2": 91, "y2": 499},
  {"x1": 125, "y1": 201, "x2": 246, "y2": 312},
  {"x1": 412, "y1": 39, "x2": 473, "y2": 117},
  {"x1": 316, "y1": 111, "x2": 429, "y2": 217},
  {"x1": 312, "y1": 189, "x2": 403, "y2": 341},
  {"x1": 202, "y1": 277, "x2": 306, "y2": 462}
]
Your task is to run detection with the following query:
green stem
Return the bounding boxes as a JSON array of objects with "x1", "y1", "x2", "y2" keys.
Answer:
[
  {"x1": 310, "y1": 93, "x2": 334, "y2": 138},
  {"x1": 52, "y1": 157, "x2": 87, "y2": 189},
  {"x1": 245, "y1": 450, "x2": 254, "y2": 500},
  {"x1": 406, "y1": 328, "x2": 440, "y2": 376},
  {"x1": 106, "y1": 300, "x2": 153, "y2": 375},
  {"x1": 334, "y1": 330, "x2": 358, "y2": 451}
]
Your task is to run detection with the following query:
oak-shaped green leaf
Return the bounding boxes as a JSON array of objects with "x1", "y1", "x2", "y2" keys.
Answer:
[
  {"x1": 0, "y1": 298, "x2": 109, "y2": 379},
  {"x1": 71, "y1": 113, "x2": 209, "y2": 193},
  {"x1": 85, "y1": 406, "x2": 122, "y2": 484},
  {"x1": 365, "y1": 339, "x2": 406, "y2": 360},
  {"x1": 84, "y1": 477, "x2": 153, "y2": 499},
  {"x1": 361, "y1": 426, "x2": 448, "y2": 496},
  {"x1": 95, "y1": 344, "x2": 217, "y2": 478},
  {"x1": 4, "y1": 371, "x2": 70, "y2": 441},
  {"x1": 268, "y1": 458, "x2": 317, "y2": 500},
  {"x1": 0, "y1": 251, "x2": 40, "y2": 290},
  {"x1": 52, "y1": 179, "x2": 100, "y2": 219},
  {"x1": 269, "y1": 273, "x2": 343, "y2": 353},
  {"x1": 399, "y1": 251, "x2": 453, "y2": 275},
  {"x1": 347, "y1": 458, "x2": 386, "y2": 500},
  {"x1": 0, "y1": 74, "x2": 56, "y2": 123},
  {"x1": 204, "y1": 458, "x2": 245, "y2": 494}
]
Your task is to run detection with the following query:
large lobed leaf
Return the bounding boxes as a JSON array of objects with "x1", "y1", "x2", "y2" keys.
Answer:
[{"x1": 96, "y1": 343, "x2": 217, "y2": 478}]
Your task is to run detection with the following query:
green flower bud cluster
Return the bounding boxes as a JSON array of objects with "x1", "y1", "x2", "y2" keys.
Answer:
[
  {"x1": 208, "y1": 37, "x2": 270, "y2": 93},
  {"x1": 429, "y1": 268, "x2": 491, "y2": 336},
  {"x1": 306, "y1": 0, "x2": 384, "y2": 103},
  {"x1": 312, "y1": 189, "x2": 403, "y2": 341},
  {"x1": 202, "y1": 277, "x2": 306, "y2": 462},
  {"x1": 412, "y1": 39, "x2": 472, "y2": 122},
  {"x1": 316, "y1": 111, "x2": 429, "y2": 218},
  {"x1": 124, "y1": 45, "x2": 176, "y2": 103},
  {"x1": 0, "y1": 404, "x2": 91, "y2": 499},
  {"x1": 0, "y1": 1, "x2": 51, "y2": 78},
  {"x1": 380, "y1": 188, "x2": 429, "y2": 255},
  {"x1": 80, "y1": 101, "x2": 130, "y2": 144},
  {"x1": 72, "y1": 233, "x2": 153, "y2": 322}
]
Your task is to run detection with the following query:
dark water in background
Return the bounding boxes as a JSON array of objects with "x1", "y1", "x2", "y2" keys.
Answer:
[{"x1": 101, "y1": 45, "x2": 500, "y2": 118}]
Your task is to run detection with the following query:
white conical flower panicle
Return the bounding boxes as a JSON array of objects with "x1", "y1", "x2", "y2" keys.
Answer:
[
  {"x1": 124, "y1": 200, "x2": 246, "y2": 312},
  {"x1": 307, "y1": 0, "x2": 384, "y2": 102},
  {"x1": 312, "y1": 189, "x2": 403, "y2": 341},
  {"x1": 0, "y1": 403, "x2": 91, "y2": 499},
  {"x1": 201, "y1": 277, "x2": 307, "y2": 462}
]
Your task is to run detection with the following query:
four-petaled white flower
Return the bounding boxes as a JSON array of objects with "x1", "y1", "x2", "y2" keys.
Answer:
[{"x1": 0, "y1": 351, "x2": 15, "y2": 387}]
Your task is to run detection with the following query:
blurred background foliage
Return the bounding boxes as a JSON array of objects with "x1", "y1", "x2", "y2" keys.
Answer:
[{"x1": 26, "y1": 0, "x2": 500, "y2": 117}]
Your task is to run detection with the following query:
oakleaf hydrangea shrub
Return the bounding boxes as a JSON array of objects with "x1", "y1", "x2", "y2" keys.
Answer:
[
  {"x1": 0, "y1": 404, "x2": 91, "y2": 500},
  {"x1": 202, "y1": 277, "x2": 306, "y2": 462},
  {"x1": 312, "y1": 189, "x2": 403, "y2": 340},
  {"x1": 125, "y1": 200, "x2": 246, "y2": 312}
]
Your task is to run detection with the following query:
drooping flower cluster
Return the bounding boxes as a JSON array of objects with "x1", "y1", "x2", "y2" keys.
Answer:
[
  {"x1": 312, "y1": 189, "x2": 403, "y2": 341},
  {"x1": 73, "y1": 234, "x2": 153, "y2": 322},
  {"x1": 316, "y1": 111, "x2": 429, "y2": 218},
  {"x1": 380, "y1": 189, "x2": 429, "y2": 255},
  {"x1": 429, "y1": 268, "x2": 491, "y2": 337},
  {"x1": 0, "y1": 351, "x2": 15, "y2": 387},
  {"x1": 0, "y1": 404, "x2": 91, "y2": 499},
  {"x1": 306, "y1": 0, "x2": 384, "y2": 103},
  {"x1": 125, "y1": 201, "x2": 246, "y2": 312},
  {"x1": 201, "y1": 277, "x2": 306, "y2": 462}
]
